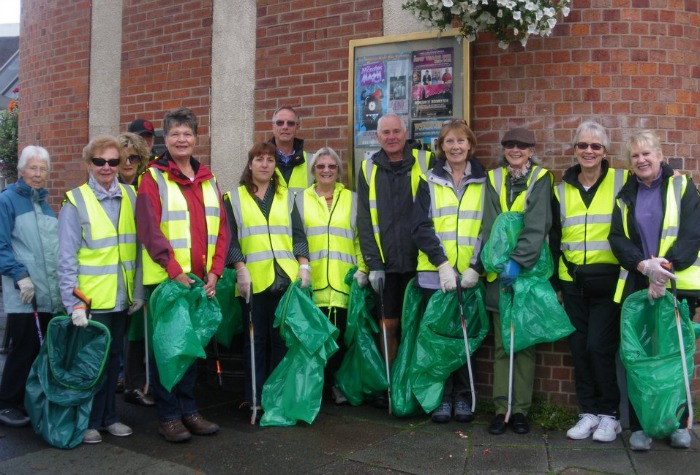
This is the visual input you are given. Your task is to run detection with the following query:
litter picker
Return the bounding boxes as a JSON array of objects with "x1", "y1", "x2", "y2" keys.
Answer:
[
  {"x1": 377, "y1": 278, "x2": 392, "y2": 415},
  {"x1": 31, "y1": 295, "x2": 43, "y2": 346},
  {"x1": 248, "y1": 283, "x2": 258, "y2": 425},
  {"x1": 203, "y1": 255, "x2": 223, "y2": 389},
  {"x1": 455, "y1": 278, "x2": 476, "y2": 412},
  {"x1": 504, "y1": 285, "x2": 515, "y2": 424}
]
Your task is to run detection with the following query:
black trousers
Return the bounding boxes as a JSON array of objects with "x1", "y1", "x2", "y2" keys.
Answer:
[{"x1": 561, "y1": 282, "x2": 621, "y2": 417}]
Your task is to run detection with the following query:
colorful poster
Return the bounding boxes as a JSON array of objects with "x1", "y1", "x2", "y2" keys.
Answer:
[
  {"x1": 411, "y1": 48, "x2": 454, "y2": 118},
  {"x1": 412, "y1": 119, "x2": 445, "y2": 153}
]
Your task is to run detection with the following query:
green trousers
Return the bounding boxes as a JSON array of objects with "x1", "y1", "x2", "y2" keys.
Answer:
[{"x1": 491, "y1": 311, "x2": 536, "y2": 415}]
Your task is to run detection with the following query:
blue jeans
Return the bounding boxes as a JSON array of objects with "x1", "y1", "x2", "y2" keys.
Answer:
[{"x1": 151, "y1": 356, "x2": 198, "y2": 421}]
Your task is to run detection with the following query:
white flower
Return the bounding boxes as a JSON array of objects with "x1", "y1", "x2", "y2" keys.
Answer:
[
  {"x1": 442, "y1": 0, "x2": 454, "y2": 7},
  {"x1": 513, "y1": 11, "x2": 521, "y2": 20}
]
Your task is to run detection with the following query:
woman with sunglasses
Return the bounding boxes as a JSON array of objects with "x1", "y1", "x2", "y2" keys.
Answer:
[
  {"x1": 482, "y1": 127, "x2": 553, "y2": 436},
  {"x1": 411, "y1": 119, "x2": 486, "y2": 423},
  {"x1": 549, "y1": 121, "x2": 627, "y2": 443},
  {"x1": 296, "y1": 147, "x2": 367, "y2": 405},
  {"x1": 117, "y1": 132, "x2": 150, "y2": 187},
  {"x1": 58, "y1": 135, "x2": 144, "y2": 444}
]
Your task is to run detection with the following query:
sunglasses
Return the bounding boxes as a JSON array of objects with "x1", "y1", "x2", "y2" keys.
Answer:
[
  {"x1": 503, "y1": 141, "x2": 530, "y2": 150},
  {"x1": 314, "y1": 163, "x2": 337, "y2": 170},
  {"x1": 91, "y1": 157, "x2": 121, "y2": 167},
  {"x1": 575, "y1": 142, "x2": 605, "y2": 151},
  {"x1": 442, "y1": 119, "x2": 468, "y2": 126},
  {"x1": 126, "y1": 154, "x2": 141, "y2": 164},
  {"x1": 274, "y1": 120, "x2": 297, "y2": 127}
]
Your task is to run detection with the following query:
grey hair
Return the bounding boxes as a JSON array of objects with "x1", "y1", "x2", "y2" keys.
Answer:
[
  {"x1": 573, "y1": 120, "x2": 610, "y2": 150},
  {"x1": 623, "y1": 130, "x2": 662, "y2": 164},
  {"x1": 17, "y1": 145, "x2": 51, "y2": 172},
  {"x1": 310, "y1": 147, "x2": 342, "y2": 180},
  {"x1": 377, "y1": 112, "x2": 406, "y2": 132}
]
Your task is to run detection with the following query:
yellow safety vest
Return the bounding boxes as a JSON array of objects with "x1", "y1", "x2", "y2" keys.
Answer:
[
  {"x1": 555, "y1": 169, "x2": 626, "y2": 281},
  {"x1": 361, "y1": 149, "x2": 432, "y2": 263},
  {"x1": 614, "y1": 175, "x2": 700, "y2": 302},
  {"x1": 298, "y1": 183, "x2": 360, "y2": 308},
  {"x1": 65, "y1": 183, "x2": 137, "y2": 310},
  {"x1": 275, "y1": 151, "x2": 310, "y2": 196},
  {"x1": 225, "y1": 186, "x2": 299, "y2": 295},
  {"x1": 141, "y1": 168, "x2": 221, "y2": 285},
  {"x1": 416, "y1": 175, "x2": 485, "y2": 273},
  {"x1": 486, "y1": 165, "x2": 550, "y2": 282}
]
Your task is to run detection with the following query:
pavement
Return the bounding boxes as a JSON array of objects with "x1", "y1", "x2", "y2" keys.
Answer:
[{"x1": 1, "y1": 292, "x2": 700, "y2": 474}]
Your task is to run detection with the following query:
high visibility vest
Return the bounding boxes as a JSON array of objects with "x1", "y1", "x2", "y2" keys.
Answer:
[
  {"x1": 555, "y1": 169, "x2": 626, "y2": 281},
  {"x1": 298, "y1": 183, "x2": 358, "y2": 308},
  {"x1": 361, "y1": 149, "x2": 431, "y2": 263},
  {"x1": 141, "y1": 168, "x2": 221, "y2": 285},
  {"x1": 275, "y1": 151, "x2": 311, "y2": 196},
  {"x1": 486, "y1": 165, "x2": 550, "y2": 282},
  {"x1": 225, "y1": 186, "x2": 299, "y2": 295},
  {"x1": 64, "y1": 183, "x2": 137, "y2": 310},
  {"x1": 416, "y1": 175, "x2": 485, "y2": 273},
  {"x1": 614, "y1": 175, "x2": 700, "y2": 302}
]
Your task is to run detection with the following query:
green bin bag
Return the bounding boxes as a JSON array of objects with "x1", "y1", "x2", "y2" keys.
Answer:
[
  {"x1": 24, "y1": 316, "x2": 111, "y2": 449},
  {"x1": 260, "y1": 280, "x2": 339, "y2": 426},
  {"x1": 149, "y1": 274, "x2": 222, "y2": 392},
  {"x1": 410, "y1": 285, "x2": 489, "y2": 412},
  {"x1": 390, "y1": 278, "x2": 425, "y2": 417},
  {"x1": 214, "y1": 267, "x2": 243, "y2": 347},
  {"x1": 481, "y1": 212, "x2": 574, "y2": 353},
  {"x1": 620, "y1": 290, "x2": 696, "y2": 438},
  {"x1": 334, "y1": 267, "x2": 388, "y2": 406}
]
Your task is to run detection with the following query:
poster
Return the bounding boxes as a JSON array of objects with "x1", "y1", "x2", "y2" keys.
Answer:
[
  {"x1": 411, "y1": 48, "x2": 454, "y2": 118},
  {"x1": 411, "y1": 119, "x2": 445, "y2": 153}
]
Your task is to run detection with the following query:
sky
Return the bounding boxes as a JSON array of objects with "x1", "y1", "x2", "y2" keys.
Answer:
[{"x1": 0, "y1": 0, "x2": 20, "y2": 25}]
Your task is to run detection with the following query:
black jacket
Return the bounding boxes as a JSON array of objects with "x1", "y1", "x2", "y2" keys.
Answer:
[{"x1": 270, "y1": 137, "x2": 306, "y2": 185}]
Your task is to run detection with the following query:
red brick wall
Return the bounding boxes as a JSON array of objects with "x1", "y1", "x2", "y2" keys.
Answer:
[
  {"x1": 18, "y1": 0, "x2": 92, "y2": 210},
  {"x1": 253, "y1": 0, "x2": 383, "y2": 166}
]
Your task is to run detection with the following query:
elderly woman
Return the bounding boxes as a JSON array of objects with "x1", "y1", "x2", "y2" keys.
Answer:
[
  {"x1": 224, "y1": 141, "x2": 310, "y2": 422},
  {"x1": 482, "y1": 127, "x2": 553, "y2": 436},
  {"x1": 117, "y1": 132, "x2": 150, "y2": 187},
  {"x1": 58, "y1": 136, "x2": 143, "y2": 444},
  {"x1": 609, "y1": 130, "x2": 700, "y2": 451},
  {"x1": 296, "y1": 147, "x2": 367, "y2": 405},
  {"x1": 137, "y1": 107, "x2": 228, "y2": 442},
  {"x1": 550, "y1": 121, "x2": 627, "y2": 442},
  {"x1": 0, "y1": 146, "x2": 62, "y2": 428},
  {"x1": 411, "y1": 119, "x2": 487, "y2": 423}
]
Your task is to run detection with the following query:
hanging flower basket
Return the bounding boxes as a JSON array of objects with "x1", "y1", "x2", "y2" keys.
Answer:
[{"x1": 403, "y1": 0, "x2": 571, "y2": 49}]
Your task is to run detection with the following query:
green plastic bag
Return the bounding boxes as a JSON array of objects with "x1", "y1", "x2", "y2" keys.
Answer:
[
  {"x1": 620, "y1": 290, "x2": 696, "y2": 438},
  {"x1": 482, "y1": 212, "x2": 574, "y2": 353},
  {"x1": 260, "y1": 280, "x2": 339, "y2": 426},
  {"x1": 149, "y1": 274, "x2": 222, "y2": 392},
  {"x1": 24, "y1": 316, "x2": 110, "y2": 449},
  {"x1": 214, "y1": 267, "x2": 243, "y2": 347},
  {"x1": 335, "y1": 267, "x2": 387, "y2": 406},
  {"x1": 410, "y1": 285, "x2": 489, "y2": 413},
  {"x1": 390, "y1": 278, "x2": 425, "y2": 417}
]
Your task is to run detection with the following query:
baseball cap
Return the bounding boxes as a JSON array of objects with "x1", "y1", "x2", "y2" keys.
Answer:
[{"x1": 128, "y1": 119, "x2": 155, "y2": 136}]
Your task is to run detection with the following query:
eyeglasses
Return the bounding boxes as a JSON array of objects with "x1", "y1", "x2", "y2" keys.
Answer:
[
  {"x1": 575, "y1": 142, "x2": 605, "y2": 151},
  {"x1": 26, "y1": 166, "x2": 49, "y2": 174},
  {"x1": 274, "y1": 120, "x2": 297, "y2": 127},
  {"x1": 126, "y1": 154, "x2": 141, "y2": 164},
  {"x1": 503, "y1": 141, "x2": 530, "y2": 150},
  {"x1": 91, "y1": 157, "x2": 121, "y2": 167},
  {"x1": 314, "y1": 163, "x2": 338, "y2": 170}
]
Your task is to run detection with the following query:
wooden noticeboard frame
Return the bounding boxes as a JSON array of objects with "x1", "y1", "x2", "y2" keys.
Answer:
[{"x1": 347, "y1": 29, "x2": 471, "y2": 188}]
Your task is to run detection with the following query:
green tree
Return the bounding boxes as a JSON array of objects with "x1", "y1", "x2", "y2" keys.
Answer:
[{"x1": 0, "y1": 95, "x2": 19, "y2": 183}]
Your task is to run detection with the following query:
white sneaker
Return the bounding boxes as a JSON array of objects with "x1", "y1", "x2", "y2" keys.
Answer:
[
  {"x1": 567, "y1": 413, "x2": 599, "y2": 440},
  {"x1": 629, "y1": 430, "x2": 652, "y2": 451},
  {"x1": 592, "y1": 415, "x2": 621, "y2": 442},
  {"x1": 104, "y1": 421, "x2": 133, "y2": 437},
  {"x1": 669, "y1": 428, "x2": 691, "y2": 448},
  {"x1": 82, "y1": 429, "x2": 102, "y2": 444}
]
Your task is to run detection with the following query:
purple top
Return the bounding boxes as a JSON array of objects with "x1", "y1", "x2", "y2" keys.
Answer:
[{"x1": 634, "y1": 173, "x2": 664, "y2": 260}]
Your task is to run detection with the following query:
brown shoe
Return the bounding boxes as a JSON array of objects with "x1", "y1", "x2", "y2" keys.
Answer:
[
  {"x1": 182, "y1": 413, "x2": 219, "y2": 435},
  {"x1": 158, "y1": 419, "x2": 192, "y2": 443}
]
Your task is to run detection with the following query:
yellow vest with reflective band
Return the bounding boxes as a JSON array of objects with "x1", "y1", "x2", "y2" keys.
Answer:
[
  {"x1": 613, "y1": 175, "x2": 700, "y2": 302},
  {"x1": 65, "y1": 183, "x2": 137, "y2": 310},
  {"x1": 225, "y1": 186, "x2": 299, "y2": 295},
  {"x1": 416, "y1": 176, "x2": 485, "y2": 273},
  {"x1": 361, "y1": 149, "x2": 431, "y2": 263},
  {"x1": 298, "y1": 183, "x2": 358, "y2": 308},
  {"x1": 485, "y1": 165, "x2": 550, "y2": 282},
  {"x1": 141, "y1": 168, "x2": 221, "y2": 285},
  {"x1": 275, "y1": 151, "x2": 310, "y2": 197},
  {"x1": 555, "y1": 168, "x2": 626, "y2": 281}
]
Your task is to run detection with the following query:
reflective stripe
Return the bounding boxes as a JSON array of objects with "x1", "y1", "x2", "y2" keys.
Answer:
[{"x1": 562, "y1": 241, "x2": 611, "y2": 252}]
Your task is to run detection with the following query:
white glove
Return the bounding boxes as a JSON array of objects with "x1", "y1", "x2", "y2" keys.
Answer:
[
  {"x1": 461, "y1": 268, "x2": 480, "y2": 289},
  {"x1": 437, "y1": 261, "x2": 457, "y2": 293},
  {"x1": 71, "y1": 307, "x2": 88, "y2": 327},
  {"x1": 353, "y1": 270, "x2": 368, "y2": 288},
  {"x1": 128, "y1": 298, "x2": 144, "y2": 315},
  {"x1": 640, "y1": 257, "x2": 676, "y2": 285},
  {"x1": 298, "y1": 264, "x2": 311, "y2": 289},
  {"x1": 236, "y1": 266, "x2": 252, "y2": 301},
  {"x1": 647, "y1": 281, "x2": 667, "y2": 301},
  {"x1": 18, "y1": 277, "x2": 35, "y2": 304},
  {"x1": 368, "y1": 270, "x2": 385, "y2": 293}
]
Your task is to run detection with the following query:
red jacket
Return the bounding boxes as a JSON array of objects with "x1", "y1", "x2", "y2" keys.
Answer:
[{"x1": 136, "y1": 153, "x2": 229, "y2": 281}]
